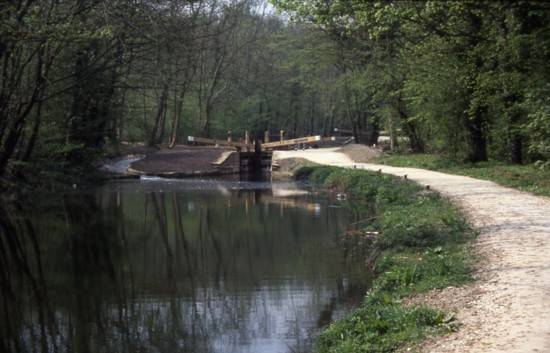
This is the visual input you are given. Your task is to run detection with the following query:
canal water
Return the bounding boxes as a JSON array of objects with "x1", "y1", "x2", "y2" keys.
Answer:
[{"x1": 0, "y1": 179, "x2": 369, "y2": 353}]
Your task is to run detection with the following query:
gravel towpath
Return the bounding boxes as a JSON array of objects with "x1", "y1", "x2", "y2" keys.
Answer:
[{"x1": 273, "y1": 148, "x2": 550, "y2": 353}]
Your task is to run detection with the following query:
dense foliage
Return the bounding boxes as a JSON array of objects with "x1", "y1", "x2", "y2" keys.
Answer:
[
  {"x1": 0, "y1": 0, "x2": 351, "y2": 188},
  {"x1": 272, "y1": 0, "x2": 550, "y2": 164},
  {"x1": 2, "y1": 1, "x2": 550, "y2": 188},
  {"x1": 299, "y1": 167, "x2": 473, "y2": 352}
]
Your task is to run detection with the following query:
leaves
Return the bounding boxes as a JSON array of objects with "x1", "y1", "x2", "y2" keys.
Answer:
[{"x1": 272, "y1": 0, "x2": 550, "y2": 164}]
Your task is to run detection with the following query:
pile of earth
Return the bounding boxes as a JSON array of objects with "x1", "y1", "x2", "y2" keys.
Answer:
[{"x1": 337, "y1": 143, "x2": 384, "y2": 163}]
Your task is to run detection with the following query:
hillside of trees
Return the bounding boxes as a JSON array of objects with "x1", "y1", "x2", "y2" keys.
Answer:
[{"x1": 2, "y1": 1, "x2": 550, "y2": 188}]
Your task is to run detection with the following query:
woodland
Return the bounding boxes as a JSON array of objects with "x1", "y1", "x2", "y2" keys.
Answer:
[{"x1": 2, "y1": 0, "x2": 550, "y2": 187}]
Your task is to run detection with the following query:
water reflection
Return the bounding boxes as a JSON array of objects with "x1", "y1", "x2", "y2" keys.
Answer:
[{"x1": 0, "y1": 180, "x2": 369, "y2": 353}]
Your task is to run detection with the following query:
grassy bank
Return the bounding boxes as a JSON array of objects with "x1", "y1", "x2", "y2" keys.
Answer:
[
  {"x1": 373, "y1": 154, "x2": 550, "y2": 197},
  {"x1": 297, "y1": 166, "x2": 474, "y2": 353}
]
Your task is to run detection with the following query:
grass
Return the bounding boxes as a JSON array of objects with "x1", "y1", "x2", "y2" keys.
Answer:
[
  {"x1": 373, "y1": 153, "x2": 550, "y2": 197},
  {"x1": 296, "y1": 167, "x2": 474, "y2": 353}
]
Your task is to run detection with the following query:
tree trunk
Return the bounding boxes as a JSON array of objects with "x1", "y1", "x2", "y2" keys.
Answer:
[
  {"x1": 169, "y1": 87, "x2": 187, "y2": 149},
  {"x1": 0, "y1": 45, "x2": 46, "y2": 176},
  {"x1": 200, "y1": 103, "x2": 212, "y2": 138},
  {"x1": 465, "y1": 12, "x2": 488, "y2": 163},
  {"x1": 366, "y1": 118, "x2": 380, "y2": 146},
  {"x1": 510, "y1": 134, "x2": 523, "y2": 164},
  {"x1": 343, "y1": 77, "x2": 360, "y2": 143},
  {"x1": 309, "y1": 97, "x2": 315, "y2": 135},
  {"x1": 149, "y1": 85, "x2": 169, "y2": 146},
  {"x1": 344, "y1": 96, "x2": 358, "y2": 143},
  {"x1": 388, "y1": 116, "x2": 398, "y2": 151},
  {"x1": 510, "y1": 106, "x2": 523, "y2": 164},
  {"x1": 397, "y1": 108, "x2": 425, "y2": 153},
  {"x1": 467, "y1": 107, "x2": 488, "y2": 162},
  {"x1": 21, "y1": 97, "x2": 44, "y2": 162}
]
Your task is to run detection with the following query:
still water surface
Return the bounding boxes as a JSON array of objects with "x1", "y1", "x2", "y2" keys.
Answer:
[{"x1": 0, "y1": 179, "x2": 368, "y2": 353}]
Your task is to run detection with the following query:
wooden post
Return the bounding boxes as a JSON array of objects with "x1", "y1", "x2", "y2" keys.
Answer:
[
  {"x1": 187, "y1": 136, "x2": 251, "y2": 149},
  {"x1": 280, "y1": 130, "x2": 284, "y2": 142},
  {"x1": 264, "y1": 130, "x2": 270, "y2": 143},
  {"x1": 227, "y1": 130, "x2": 232, "y2": 144},
  {"x1": 261, "y1": 135, "x2": 322, "y2": 149}
]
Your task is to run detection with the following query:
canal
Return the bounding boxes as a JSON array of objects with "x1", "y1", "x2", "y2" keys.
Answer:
[{"x1": 0, "y1": 179, "x2": 370, "y2": 353}]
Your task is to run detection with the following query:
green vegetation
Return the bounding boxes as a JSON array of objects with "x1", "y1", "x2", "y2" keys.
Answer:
[
  {"x1": 374, "y1": 154, "x2": 550, "y2": 197},
  {"x1": 4, "y1": 1, "x2": 550, "y2": 190},
  {"x1": 298, "y1": 166, "x2": 474, "y2": 353},
  {"x1": 273, "y1": 1, "x2": 550, "y2": 165},
  {"x1": 1, "y1": 1, "x2": 348, "y2": 189}
]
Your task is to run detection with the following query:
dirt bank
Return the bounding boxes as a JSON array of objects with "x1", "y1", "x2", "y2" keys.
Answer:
[
  {"x1": 128, "y1": 145, "x2": 236, "y2": 177},
  {"x1": 273, "y1": 148, "x2": 550, "y2": 353},
  {"x1": 337, "y1": 143, "x2": 384, "y2": 163}
]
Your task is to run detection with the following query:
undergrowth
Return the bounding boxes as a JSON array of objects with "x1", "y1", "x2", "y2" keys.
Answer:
[
  {"x1": 373, "y1": 153, "x2": 550, "y2": 197},
  {"x1": 297, "y1": 167, "x2": 474, "y2": 353}
]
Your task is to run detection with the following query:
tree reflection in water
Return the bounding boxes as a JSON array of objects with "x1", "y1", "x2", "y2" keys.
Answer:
[{"x1": 0, "y1": 181, "x2": 370, "y2": 353}]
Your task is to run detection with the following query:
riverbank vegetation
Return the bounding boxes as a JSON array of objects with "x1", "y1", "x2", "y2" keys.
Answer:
[
  {"x1": 374, "y1": 154, "x2": 550, "y2": 197},
  {"x1": 298, "y1": 166, "x2": 474, "y2": 352},
  {"x1": 274, "y1": 1, "x2": 550, "y2": 167},
  {"x1": 3, "y1": 1, "x2": 550, "y2": 190},
  {"x1": 3, "y1": 0, "x2": 394, "y2": 190},
  {"x1": 1, "y1": 0, "x2": 346, "y2": 188}
]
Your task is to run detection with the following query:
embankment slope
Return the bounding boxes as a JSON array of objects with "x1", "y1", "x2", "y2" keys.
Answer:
[{"x1": 273, "y1": 148, "x2": 550, "y2": 353}]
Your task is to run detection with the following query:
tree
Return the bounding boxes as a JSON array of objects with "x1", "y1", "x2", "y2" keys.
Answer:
[{"x1": 272, "y1": 0, "x2": 550, "y2": 164}]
